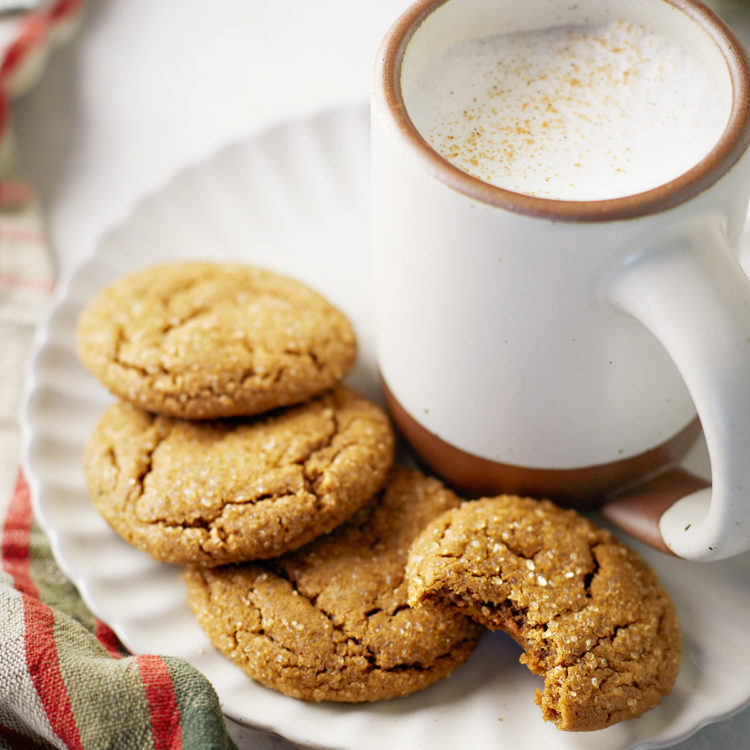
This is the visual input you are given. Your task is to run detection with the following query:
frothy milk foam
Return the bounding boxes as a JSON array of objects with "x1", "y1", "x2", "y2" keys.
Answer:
[{"x1": 406, "y1": 21, "x2": 728, "y2": 200}]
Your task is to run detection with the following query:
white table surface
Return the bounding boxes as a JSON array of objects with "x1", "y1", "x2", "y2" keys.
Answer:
[{"x1": 13, "y1": 1, "x2": 750, "y2": 748}]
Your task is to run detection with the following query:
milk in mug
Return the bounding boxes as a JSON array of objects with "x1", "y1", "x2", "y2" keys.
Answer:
[{"x1": 405, "y1": 20, "x2": 728, "y2": 200}]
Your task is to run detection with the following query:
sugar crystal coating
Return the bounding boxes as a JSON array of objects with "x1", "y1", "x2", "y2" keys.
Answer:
[
  {"x1": 406, "y1": 495, "x2": 681, "y2": 731},
  {"x1": 76, "y1": 261, "x2": 357, "y2": 418},
  {"x1": 84, "y1": 386, "x2": 394, "y2": 565},
  {"x1": 184, "y1": 468, "x2": 482, "y2": 702}
]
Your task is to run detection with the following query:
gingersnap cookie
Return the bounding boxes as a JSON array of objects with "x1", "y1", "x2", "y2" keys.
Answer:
[
  {"x1": 183, "y1": 468, "x2": 483, "y2": 702},
  {"x1": 406, "y1": 496, "x2": 681, "y2": 731},
  {"x1": 83, "y1": 385, "x2": 394, "y2": 565},
  {"x1": 76, "y1": 261, "x2": 357, "y2": 419}
]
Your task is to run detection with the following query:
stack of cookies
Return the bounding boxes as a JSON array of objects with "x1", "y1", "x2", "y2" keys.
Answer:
[
  {"x1": 76, "y1": 261, "x2": 482, "y2": 703},
  {"x1": 77, "y1": 261, "x2": 680, "y2": 730}
]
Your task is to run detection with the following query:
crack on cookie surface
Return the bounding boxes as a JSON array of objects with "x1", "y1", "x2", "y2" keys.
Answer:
[
  {"x1": 183, "y1": 469, "x2": 482, "y2": 702},
  {"x1": 84, "y1": 387, "x2": 394, "y2": 565},
  {"x1": 406, "y1": 496, "x2": 681, "y2": 731},
  {"x1": 76, "y1": 262, "x2": 357, "y2": 419}
]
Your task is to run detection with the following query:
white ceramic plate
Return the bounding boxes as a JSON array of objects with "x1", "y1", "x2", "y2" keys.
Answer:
[{"x1": 21, "y1": 106, "x2": 750, "y2": 750}]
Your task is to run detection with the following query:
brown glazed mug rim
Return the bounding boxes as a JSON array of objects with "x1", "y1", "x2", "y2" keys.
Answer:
[{"x1": 374, "y1": 0, "x2": 750, "y2": 222}]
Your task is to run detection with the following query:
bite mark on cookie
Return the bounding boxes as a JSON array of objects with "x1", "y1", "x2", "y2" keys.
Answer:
[{"x1": 406, "y1": 496, "x2": 681, "y2": 731}]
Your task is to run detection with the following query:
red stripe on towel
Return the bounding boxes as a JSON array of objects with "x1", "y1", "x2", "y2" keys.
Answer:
[
  {"x1": 2, "y1": 473, "x2": 38, "y2": 597},
  {"x1": 0, "y1": 272, "x2": 55, "y2": 293},
  {"x1": 0, "y1": 180, "x2": 35, "y2": 207},
  {"x1": 0, "y1": 15, "x2": 48, "y2": 82},
  {"x1": 49, "y1": 0, "x2": 84, "y2": 24},
  {"x1": 136, "y1": 654, "x2": 183, "y2": 750},
  {"x1": 2, "y1": 473, "x2": 84, "y2": 750},
  {"x1": 95, "y1": 618, "x2": 124, "y2": 659},
  {"x1": 0, "y1": 223, "x2": 47, "y2": 244},
  {"x1": 23, "y1": 597, "x2": 84, "y2": 749}
]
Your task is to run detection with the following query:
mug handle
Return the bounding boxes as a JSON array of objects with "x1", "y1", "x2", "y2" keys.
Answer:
[{"x1": 601, "y1": 215, "x2": 750, "y2": 561}]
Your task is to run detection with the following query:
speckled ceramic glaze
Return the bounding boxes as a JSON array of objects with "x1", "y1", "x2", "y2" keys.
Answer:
[{"x1": 372, "y1": 0, "x2": 750, "y2": 561}]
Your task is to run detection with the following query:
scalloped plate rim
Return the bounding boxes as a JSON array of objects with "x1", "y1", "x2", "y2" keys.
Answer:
[{"x1": 19, "y1": 105, "x2": 750, "y2": 750}]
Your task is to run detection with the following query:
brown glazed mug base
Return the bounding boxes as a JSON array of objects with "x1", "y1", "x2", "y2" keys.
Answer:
[{"x1": 383, "y1": 380, "x2": 702, "y2": 510}]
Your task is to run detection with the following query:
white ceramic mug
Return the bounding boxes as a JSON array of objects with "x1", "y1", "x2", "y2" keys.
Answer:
[{"x1": 371, "y1": 0, "x2": 750, "y2": 561}]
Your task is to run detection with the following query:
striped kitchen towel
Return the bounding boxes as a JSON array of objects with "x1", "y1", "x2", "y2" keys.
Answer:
[{"x1": 0, "y1": 2, "x2": 236, "y2": 747}]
